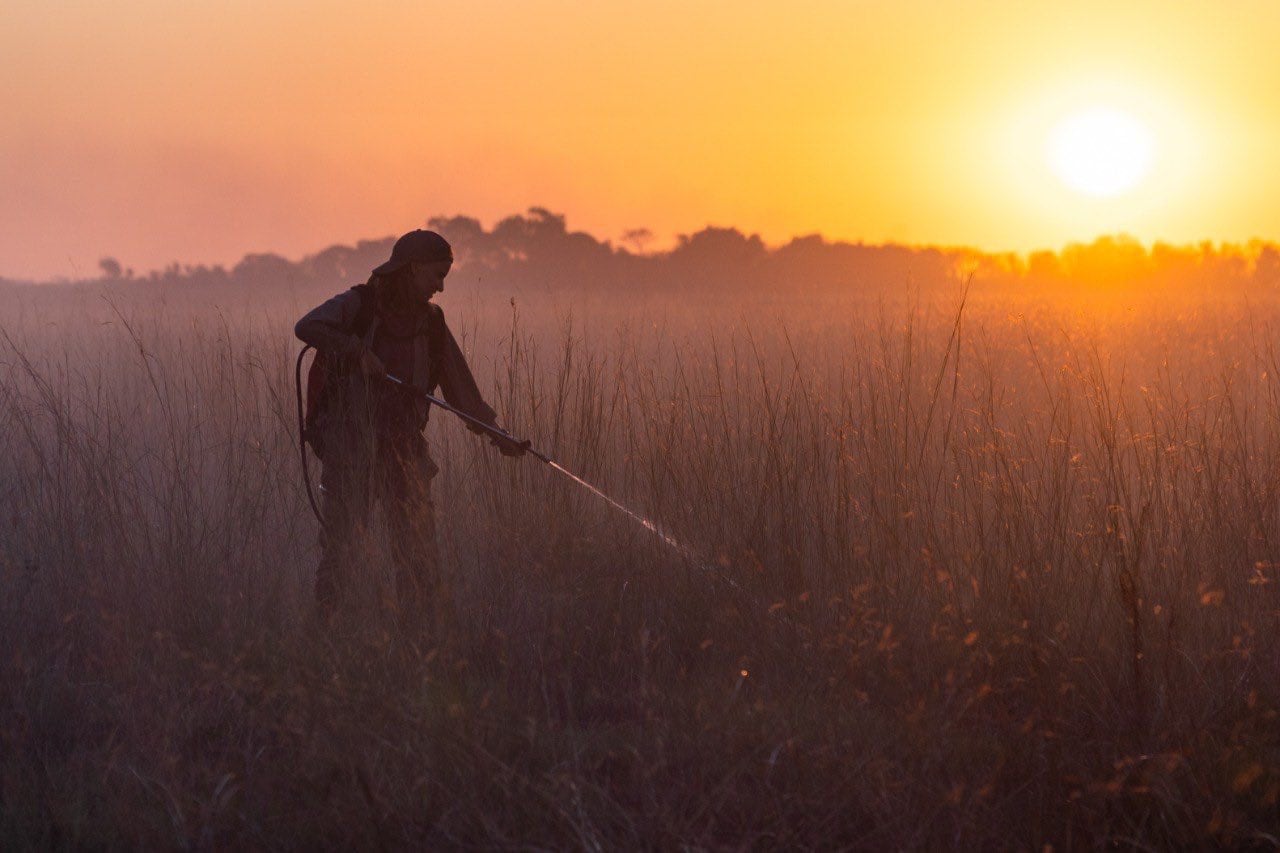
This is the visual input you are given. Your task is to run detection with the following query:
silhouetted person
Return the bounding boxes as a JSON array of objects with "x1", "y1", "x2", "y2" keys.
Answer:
[{"x1": 295, "y1": 229, "x2": 524, "y2": 632}]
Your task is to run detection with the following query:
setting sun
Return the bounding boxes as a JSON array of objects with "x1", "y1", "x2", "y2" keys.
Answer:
[{"x1": 1047, "y1": 107, "x2": 1155, "y2": 197}]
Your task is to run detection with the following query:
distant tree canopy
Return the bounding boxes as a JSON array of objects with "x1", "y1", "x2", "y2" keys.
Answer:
[
  {"x1": 11, "y1": 208, "x2": 1280, "y2": 296},
  {"x1": 97, "y1": 257, "x2": 123, "y2": 279}
]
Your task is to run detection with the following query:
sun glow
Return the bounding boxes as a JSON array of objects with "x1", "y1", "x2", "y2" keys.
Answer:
[
  {"x1": 1047, "y1": 107, "x2": 1155, "y2": 197},
  {"x1": 993, "y1": 73, "x2": 1208, "y2": 246}
]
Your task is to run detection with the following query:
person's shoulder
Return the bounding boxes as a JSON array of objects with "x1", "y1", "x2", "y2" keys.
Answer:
[
  {"x1": 339, "y1": 283, "x2": 377, "y2": 315},
  {"x1": 315, "y1": 284, "x2": 367, "y2": 305},
  {"x1": 315, "y1": 284, "x2": 375, "y2": 328}
]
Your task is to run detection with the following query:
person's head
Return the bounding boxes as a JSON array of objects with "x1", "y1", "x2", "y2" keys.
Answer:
[{"x1": 370, "y1": 229, "x2": 453, "y2": 310}]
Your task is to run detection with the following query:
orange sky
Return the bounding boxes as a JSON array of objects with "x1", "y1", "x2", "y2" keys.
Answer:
[{"x1": 2, "y1": 1, "x2": 1278, "y2": 280}]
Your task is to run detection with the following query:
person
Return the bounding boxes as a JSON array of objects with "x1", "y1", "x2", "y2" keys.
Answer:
[{"x1": 294, "y1": 229, "x2": 525, "y2": 631}]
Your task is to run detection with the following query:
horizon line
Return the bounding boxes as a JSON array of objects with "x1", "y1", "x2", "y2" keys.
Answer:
[{"x1": 5, "y1": 209, "x2": 1280, "y2": 284}]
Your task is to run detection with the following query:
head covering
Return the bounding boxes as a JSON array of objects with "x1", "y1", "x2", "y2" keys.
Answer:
[{"x1": 371, "y1": 229, "x2": 453, "y2": 277}]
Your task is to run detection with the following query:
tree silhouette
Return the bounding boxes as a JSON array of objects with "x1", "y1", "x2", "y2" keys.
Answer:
[
  {"x1": 621, "y1": 228, "x2": 654, "y2": 255},
  {"x1": 98, "y1": 257, "x2": 123, "y2": 279},
  {"x1": 18, "y1": 208, "x2": 1278, "y2": 298}
]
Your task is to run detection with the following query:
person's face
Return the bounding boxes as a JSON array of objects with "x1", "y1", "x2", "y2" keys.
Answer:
[{"x1": 411, "y1": 259, "x2": 451, "y2": 300}]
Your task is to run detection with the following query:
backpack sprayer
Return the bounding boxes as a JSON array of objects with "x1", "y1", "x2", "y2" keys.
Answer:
[{"x1": 294, "y1": 346, "x2": 712, "y2": 575}]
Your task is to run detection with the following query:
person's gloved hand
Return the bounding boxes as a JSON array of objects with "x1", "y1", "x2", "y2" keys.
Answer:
[{"x1": 491, "y1": 433, "x2": 531, "y2": 458}]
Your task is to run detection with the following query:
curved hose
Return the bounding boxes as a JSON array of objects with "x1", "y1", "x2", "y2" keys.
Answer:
[{"x1": 294, "y1": 345, "x2": 326, "y2": 528}]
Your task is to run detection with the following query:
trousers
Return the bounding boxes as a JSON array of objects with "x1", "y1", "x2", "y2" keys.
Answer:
[{"x1": 314, "y1": 432, "x2": 444, "y2": 628}]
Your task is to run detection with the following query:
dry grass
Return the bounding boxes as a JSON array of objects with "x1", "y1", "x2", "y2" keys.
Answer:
[{"x1": 1, "y1": 282, "x2": 1278, "y2": 849}]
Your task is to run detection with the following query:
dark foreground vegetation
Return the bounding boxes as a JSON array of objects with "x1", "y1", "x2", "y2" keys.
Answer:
[{"x1": 2, "y1": 223, "x2": 1279, "y2": 848}]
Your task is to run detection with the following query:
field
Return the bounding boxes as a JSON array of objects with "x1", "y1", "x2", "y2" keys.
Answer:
[{"x1": 2, "y1": 278, "x2": 1278, "y2": 849}]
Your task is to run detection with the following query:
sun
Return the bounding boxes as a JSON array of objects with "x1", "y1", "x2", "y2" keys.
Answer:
[{"x1": 1046, "y1": 107, "x2": 1155, "y2": 197}]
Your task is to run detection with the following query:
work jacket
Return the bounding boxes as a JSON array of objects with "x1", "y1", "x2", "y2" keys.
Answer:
[{"x1": 294, "y1": 286, "x2": 498, "y2": 443}]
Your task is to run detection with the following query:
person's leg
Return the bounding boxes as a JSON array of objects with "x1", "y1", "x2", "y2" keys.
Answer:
[
  {"x1": 382, "y1": 439, "x2": 446, "y2": 637},
  {"x1": 315, "y1": 454, "x2": 373, "y2": 620}
]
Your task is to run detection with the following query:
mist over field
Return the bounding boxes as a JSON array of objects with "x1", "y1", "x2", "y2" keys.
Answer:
[{"x1": 2, "y1": 212, "x2": 1279, "y2": 847}]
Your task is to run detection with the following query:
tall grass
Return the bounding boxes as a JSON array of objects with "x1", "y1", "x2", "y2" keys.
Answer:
[{"x1": 1, "y1": 282, "x2": 1277, "y2": 848}]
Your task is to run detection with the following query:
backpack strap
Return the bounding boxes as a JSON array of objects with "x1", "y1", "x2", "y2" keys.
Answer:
[
  {"x1": 349, "y1": 283, "x2": 378, "y2": 341},
  {"x1": 425, "y1": 303, "x2": 447, "y2": 364}
]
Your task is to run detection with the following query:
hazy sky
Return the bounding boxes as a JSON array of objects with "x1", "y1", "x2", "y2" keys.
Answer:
[{"x1": 3, "y1": 1, "x2": 1278, "y2": 279}]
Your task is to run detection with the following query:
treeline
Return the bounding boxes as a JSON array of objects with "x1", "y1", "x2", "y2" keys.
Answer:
[{"x1": 7, "y1": 207, "x2": 1280, "y2": 295}]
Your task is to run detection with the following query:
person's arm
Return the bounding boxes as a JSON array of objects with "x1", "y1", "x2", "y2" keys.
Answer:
[
  {"x1": 434, "y1": 312, "x2": 499, "y2": 428},
  {"x1": 294, "y1": 288, "x2": 368, "y2": 358},
  {"x1": 432, "y1": 309, "x2": 528, "y2": 456}
]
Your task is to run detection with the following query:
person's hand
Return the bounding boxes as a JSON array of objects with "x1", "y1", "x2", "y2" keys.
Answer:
[
  {"x1": 491, "y1": 433, "x2": 531, "y2": 458},
  {"x1": 357, "y1": 346, "x2": 386, "y2": 378}
]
